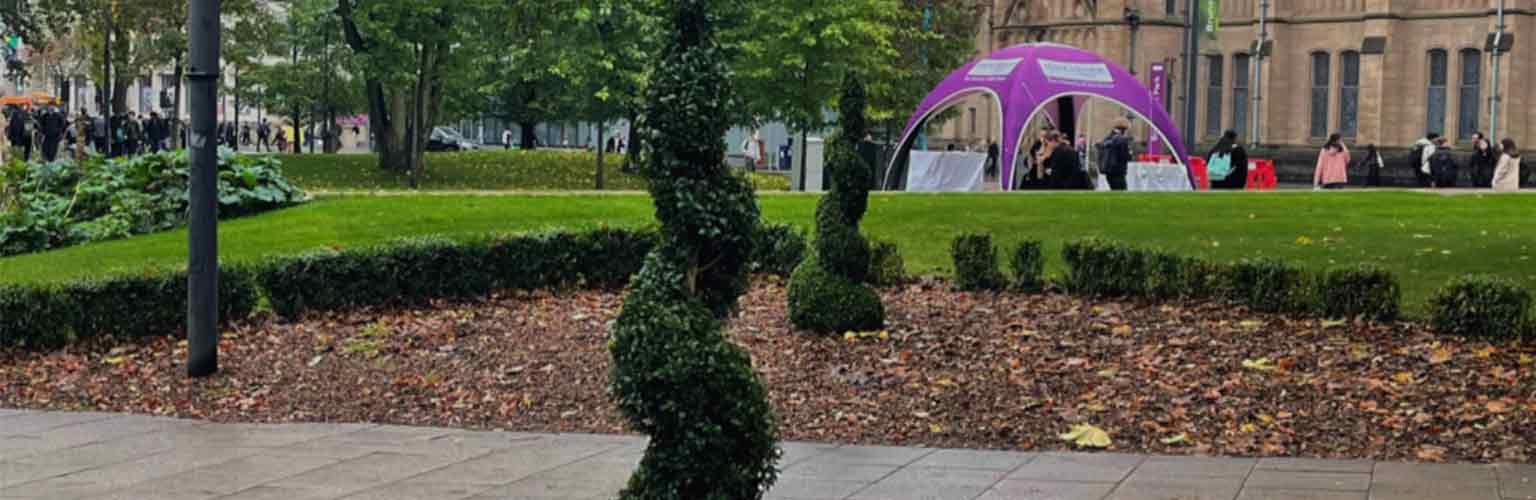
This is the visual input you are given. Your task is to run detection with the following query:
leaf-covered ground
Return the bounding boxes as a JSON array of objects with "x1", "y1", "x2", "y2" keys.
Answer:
[{"x1": 3, "y1": 279, "x2": 1533, "y2": 463}]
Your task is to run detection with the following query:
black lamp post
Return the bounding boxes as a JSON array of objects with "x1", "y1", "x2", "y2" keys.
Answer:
[{"x1": 1124, "y1": 7, "x2": 1142, "y2": 76}]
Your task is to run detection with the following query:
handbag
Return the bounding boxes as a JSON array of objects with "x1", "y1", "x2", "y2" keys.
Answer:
[{"x1": 1208, "y1": 153, "x2": 1234, "y2": 181}]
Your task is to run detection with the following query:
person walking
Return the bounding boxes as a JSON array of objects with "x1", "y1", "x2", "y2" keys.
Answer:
[
  {"x1": 1313, "y1": 133, "x2": 1350, "y2": 190},
  {"x1": 1491, "y1": 138, "x2": 1522, "y2": 192},
  {"x1": 1411, "y1": 133, "x2": 1438, "y2": 187},
  {"x1": 7, "y1": 106, "x2": 34, "y2": 162},
  {"x1": 146, "y1": 112, "x2": 167, "y2": 153},
  {"x1": 40, "y1": 106, "x2": 67, "y2": 162},
  {"x1": 1355, "y1": 144, "x2": 1384, "y2": 187},
  {"x1": 1207, "y1": 130, "x2": 1249, "y2": 190},
  {"x1": 257, "y1": 120, "x2": 271, "y2": 152},
  {"x1": 1468, "y1": 132, "x2": 1496, "y2": 188},
  {"x1": 503, "y1": 129, "x2": 514, "y2": 150},
  {"x1": 1096, "y1": 119, "x2": 1133, "y2": 191},
  {"x1": 125, "y1": 112, "x2": 144, "y2": 156}
]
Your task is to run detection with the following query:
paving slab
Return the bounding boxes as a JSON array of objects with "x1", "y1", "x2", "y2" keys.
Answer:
[
  {"x1": 1008, "y1": 453, "x2": 1145, "y2": 483},
  {"x1": 1242, "y1": 469, "x2": 1370, "y2": 492},
  {"x1": 978, "y1": 479, "x2": 1118, "y2": 500},
  {"x1": 1497, "y1": 464, "x2": 1536, "y2": 500},
  {"x1": 1237, "y1": 488, "x2": 1367, "y2": 500},
  {"x1": 911, "y1": 449, "x2": 1036, "y2": 471},
  {"x1": 764, "y1": 478, "x2": 869, "y2": 500},
  {"x1": 1255, "y1": 457, "x2": 1375, "y2": 474},
  {"x1": 1104, "y1": 475, "x2": 1245, "y2": 500}
]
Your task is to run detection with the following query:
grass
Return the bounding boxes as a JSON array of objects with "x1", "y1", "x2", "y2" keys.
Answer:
[
  {"x1": 2, "y1": 191, "x2": 1534, "y2": 314},
  {"x1": 277, "y1": 150, "x2": 791, "y2": 192}
]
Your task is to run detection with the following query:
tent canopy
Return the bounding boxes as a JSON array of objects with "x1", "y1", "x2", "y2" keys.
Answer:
[{"x1": 887, "y1": 43, "x2": 1192, "y2": 191}]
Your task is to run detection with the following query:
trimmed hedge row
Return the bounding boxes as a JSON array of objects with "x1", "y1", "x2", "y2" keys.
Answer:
[
  {"x1": 950, "y1": 235, "x2": 1530, "y2": 340},
  {"x1": 1, "y1": 224, "x2": 805, "y2": 348}
]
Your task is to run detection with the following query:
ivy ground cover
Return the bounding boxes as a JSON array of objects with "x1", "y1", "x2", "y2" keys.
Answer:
[{"x1": 3, "y1": 192, "x2": 1533, "y2": 313}]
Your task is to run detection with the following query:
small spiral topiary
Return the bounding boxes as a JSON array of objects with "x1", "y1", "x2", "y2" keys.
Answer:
[
  {"x1": 786, "y1": 73, "x2": 885, "y2": 333},
  {"x1": 607, "y1": 2, "x2": 779, "y2": 498}
]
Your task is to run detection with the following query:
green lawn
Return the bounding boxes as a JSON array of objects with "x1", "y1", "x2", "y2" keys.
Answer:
[
  {"x1": 3, "y1": 191, "x2": 1534, "y2": 314},
  {"x1": 277, "y1": 150, "x2": 791, "y2": 191}
]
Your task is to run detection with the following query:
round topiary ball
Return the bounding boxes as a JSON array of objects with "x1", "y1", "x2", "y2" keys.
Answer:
[{"x1": 787, "y1": 254, "x2": 884, "y2": 333}]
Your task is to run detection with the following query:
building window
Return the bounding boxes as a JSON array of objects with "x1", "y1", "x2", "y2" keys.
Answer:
[
  {"x1": 1166, "y1": 0, "x2": 1177, "y2": 16},
  {"x1": 1310, "y1": 51, "x2": 1330, "y2": 138},
  {"x1": 1232, "y1": 54, "x2": 1250, "y2": 138},
  {"x1": 1426, "y1": 49, "x2": 1448, "y2": 137},
  {"x1": 1339, "y1": 51, "x2": 1360, "y2": 137},
  {"x1": 1205, "y1": 55, "x2": 1222, "y2": 137},
  {"x1": 1458, "y1": 48, "x2": 1482, "y2": 140},
  {"x1": 968, "y1": 107, "x2": 977, "y2": 135}
]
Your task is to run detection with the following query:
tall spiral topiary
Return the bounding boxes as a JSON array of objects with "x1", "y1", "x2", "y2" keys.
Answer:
[
  {"x1": 606, "y1": 1, "x2": 780, "y2": 499},
  {"x1": 786, "y1": 73, "x2": 885, "y2": 333}
]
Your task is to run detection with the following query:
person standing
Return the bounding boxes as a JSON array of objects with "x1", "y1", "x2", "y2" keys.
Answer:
[
  {"x1": 1313, "y1": 133, "x2": 1350, "y2": 190},
  {"x1": 1429, "y1": 137, "x2": 1458, "y2": 188},
  {"x1": 1411, "y1": 133, "x2": 1438, "y2": 187},
  {"x1": 1355, "y1": 144, "x2": 1384, "y2": 187},
  {"x1": 125, "y1": 112, "x2": 144, "y2": 156},
  {"x1": 503, "y1": 129, "x2": 514, "y2": 150},
  {"x1": 146, "y1": 112, "x2": 166, "y2": 153},
  {"x1": 1492, "y1": 139, "x2": 1522, "y2": 192},
  {"x1": 7, "y1": 106, "x2": 34, "y2": 162},
  {"x1": 1468, "y1": 132, "x2": 1496, "y2": 188},
  {"x1": 1097, "y1": 119, "x2": 1133, "y2": 191},
  {"x1": 1046, "y1": 132, "x2": 1089, "y2": 190},
  {"x1": 1207, "y1": 130, "x2": 1249, "y2": 190},
  {"x1": 40, "y1": 106, "x2": 67, "y2": 162},
  {"x1": 257, "y1": 120, "x2": 271, "y2": 152}
]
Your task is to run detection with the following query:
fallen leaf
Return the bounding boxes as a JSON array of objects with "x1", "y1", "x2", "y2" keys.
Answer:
[
  {"x1": 1059, "y1": 424, "x2": 1111, "y2": 448},
  {"x1": 1474, "y1": 346, "x2": 1497, "y2": 359},
  {"x1": 1521, "y1": 354, "x2": 1535, "y2": 366},
  {"x1": 1487, "y1": 401, "x2": 1510, "y2": 414},
  {"x1": 1242, "y1": 358, "x2": 1277, "y2": 372},
  {"x1": 1320, "y1": 319, "x2": 1347, "y2": 329},
  {"x1": 1240, "y1": 423, "x2": 1259, "y2": 433},
  {"x1": 1239, "y1": 320, "x2": 1265, "y2": 330},
  {"x1": 1110, "y1": 325, "x2": 1133, "y2": 336},
  {"x1": 1429, "y1": 348, "x2": 1455, "y2": 364},
  {"x1": 929, "y1": 423, "x2": 944, "y2": 434},
  {"x1": 307, "y1": 355, "x2": 324, "y2": 367},
  {"x1": 1416, "y1": 445, "x2": 1447, "y2": 461},
  {"x1": 1392, "y1": 372, "x2": 1415, "y2": 385},
  {"x1": 1160, "y1": 433, "x2": 1189, "y2": 445},
  {"x1": 103, "y1": 356, "x2": 127, "y2": 366}
]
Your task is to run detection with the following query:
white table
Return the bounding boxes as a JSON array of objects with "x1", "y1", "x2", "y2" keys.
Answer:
[
  {"x1": 907, "y1": 151, "x2": 989, "y2": 192},
  {"x1": 1096, "y1": 162, "x2": 1193, "y2": 192}
]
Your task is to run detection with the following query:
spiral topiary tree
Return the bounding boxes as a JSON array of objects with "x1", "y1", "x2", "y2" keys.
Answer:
[
  {"x1": 606, "y1": 1, "x2": 780, "y2": 499},
  {"x1": 786, "y1": 73, "x2": 885, "y2": 333}
]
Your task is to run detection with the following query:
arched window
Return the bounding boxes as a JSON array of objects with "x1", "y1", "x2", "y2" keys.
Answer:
[
  {"x1": 1232, "y1": 54, "x2": 1251, "y2": 137},
  {"x1": 1458, "y1": 48, "x2": 1482, "y2": 140},
  {"x1": 1338, "y1": 51, "x2": 1360, "y2": 137},
  {"x1": 1310, "y1": 51, "x2": 1330, "y2": 138},
  {"x1": 1426, "y1": 49, "x2": 1449, "y2": 136},
  {"x1": 1206, "y1": 55, "x2": 1223, "y2": 137}
]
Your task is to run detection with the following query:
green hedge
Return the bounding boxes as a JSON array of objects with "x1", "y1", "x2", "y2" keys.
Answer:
[
  {"x1": 951, "y1": 233, "x2": 1004, "y2": 291},
  {"x1": 1228, "y1": 258, "x2": 1313, "y2": 314},
  {"x1": 868, "y1": 239, "x2": 906, "y2": 287},
  {"x1": 1428, "y1": 275, "x2": 1532, "y2": 340},
  {"x1": 1, "y1": 225, "x2": 800, "y2": 348},
  {"x1": 1061, "y1": 238, "x2": 1149, "y2": 296},
  {"x1": 1008, "y1": 240, "x2": 1045, "y2": 292},
  {"x1": 1321, "y1": 264, "x2": 1402, "y2": 321}
]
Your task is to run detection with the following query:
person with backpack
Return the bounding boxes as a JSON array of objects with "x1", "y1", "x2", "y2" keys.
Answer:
[
  {"x1": 1313, "y1": 133, "x2": 1350, "y2": 190},
  {"x1": 1097, "y1": 119, "x2": 1134, "y2": 191},
  {"x1": 1410, "y1": 133, "x2": 1438, "y2": 187},
  {"x1": 1429, "y1": 137, "x2": 1459, "y2": 188},
  {"x1": 1207, "y1": 130, "x2": 1249, "y2": 190}
]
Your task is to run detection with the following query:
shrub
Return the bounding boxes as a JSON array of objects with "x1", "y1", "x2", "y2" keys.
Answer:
[
  {"x1": 1062, "y1": 238, "x2": 1149, "y2": 296},
  {"x1": 0, "y1": 284, "x2": 77, "y2": 348},
  {"x1": 868, "y1": 239, "x2": 906, "y2": 287},
  {"x1": 950, "y1": 233, "x2": 1005, "y2": 291},
  {"x1": 484, "y1": 231, "x2": 580, "y2": 290},
  {"x1": 386, "y1": 236, "x2": 496, "y2": 301},
  {"x1": 1228, "y1": 258, "x2": 1312, "y2": 314},
  {"x1": 1428, "y1": 275, "x2": 1532, "y2": 339},
  {"x1": 1319, "y1": 264, "x2": 1401, "y2": 321},
  {"x1": 1008, "y1": 240, "x2": 1045, "y2": 292},
  {"x1": 572, "y1": 227, "x2": 656, "y2": 288},
  {"x1": 1146, "y1": 251, "x2": 1227, "y2": 300},
  {"x1": 788, "y1": 254, "x2": 885, "y2": 331},
  {"x1": 750, "y1": 223, "x2": 807, "y2": 277},
  {"x1": 258, "y1": 246, "x2": 400, "y2": 319}
]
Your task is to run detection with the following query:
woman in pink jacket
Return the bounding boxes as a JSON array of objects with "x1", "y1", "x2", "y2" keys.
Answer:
[{"x1": 1313, "y1": 133, "x2": 1351, "y2": 190}]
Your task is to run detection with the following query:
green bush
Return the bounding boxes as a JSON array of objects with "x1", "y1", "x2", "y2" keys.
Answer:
[
  {"x1": 484, "y1": 231, "x2": 580, "y2": 290},
  {"x1": 1146, "y1": 251, "x2": 1227, "y2": 300},
  {"x1": 750, "y1": 223, "x2": 807, "y2": 277},
  {"x1": 1008, "y1": 240, "x2": 1045, "y2": 292},
  {"x1": 1228, "y1": 258, "x2": 1312, "y2": 314},
  {"x1": 868, "y1": 239, "x2": 906, "y2": 287},
  {"x1": 258, "y1": 246, "x2": 399, "y2": 319},
  {"x1": 950, "y1": 233, "x2": 1004, "y2": 291},
  {"x1": 0, "y1": 284, "x2": 77, "y2": 348},
  {"x1": 1320, "y1": 264, "x2": 1401, "y2": 321},
  {"x1": 572, "y1": 227, "x2": 657, "y2": 288},
  {"x1": 1062, "y1": 238, "x2": 1149, "y2": 296},
  {"x1": 387, "y1": 236, "x2": 496, "y2": 301},
  {"x1": 1428, "y1": 275, "x2": 1532, "y2": 339},
  {"x1": 787, "y1": 254, "x2": 885, "y2": 332},
  {"x1": 0, "y1": 150, "x2": 304, "y2": 257}
]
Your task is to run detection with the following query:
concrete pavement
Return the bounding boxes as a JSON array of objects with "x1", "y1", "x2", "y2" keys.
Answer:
[{"x1": 1, "y1": 409, "x2": 1532, "y2": 500}]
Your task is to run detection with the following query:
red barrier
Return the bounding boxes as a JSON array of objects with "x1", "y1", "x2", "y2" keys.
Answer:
[
  {"x1": 1246, "y1": 160, "x2": 1278, "y2": 191},
  {"x1": 1189, "y1": 156, "x2": 1210, "y2": 191}
]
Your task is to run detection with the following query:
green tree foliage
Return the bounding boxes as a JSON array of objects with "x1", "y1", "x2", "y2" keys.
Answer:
[
  {"x1": 607, "y1": 1, "x2": 779, "y2": 497},
  {"x1": 243, "y1": 0, "x2": 364, "y2": 152},
  {"x1": 787, "y1": 73, "x2": 885, "y2": 333},
  {"x1": 868, "y1": 0, "x2": 982, "y2": 137}
]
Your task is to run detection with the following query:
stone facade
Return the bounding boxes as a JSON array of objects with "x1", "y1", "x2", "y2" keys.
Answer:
[{"x1": 931, "y1": 0, "x2": 1533, "y2": 149}]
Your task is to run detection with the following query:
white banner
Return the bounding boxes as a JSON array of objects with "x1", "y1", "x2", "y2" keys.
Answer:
[
  {"x1": 907, "y1": 152, "x2": 989, "y2": 192},
  {"x1": 1038, "y1": 59, "x2": 1114, "y2": 85},
  {"x1": 967, "y1": 58, "x2": 1023, "y2": 80}
]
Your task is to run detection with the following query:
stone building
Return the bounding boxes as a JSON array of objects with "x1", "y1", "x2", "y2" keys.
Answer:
[{"x1": 930, "y1": 0, "x2": 1532, "y2": 150}]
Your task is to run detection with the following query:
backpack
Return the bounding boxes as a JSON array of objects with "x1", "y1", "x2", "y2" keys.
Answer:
[
  {"x1": 1208, "y1": 152, "x2": 1234, "y2": 181},
  {"x1": 1407, "y1": 145, "x2": 1425, "y2": 172}
]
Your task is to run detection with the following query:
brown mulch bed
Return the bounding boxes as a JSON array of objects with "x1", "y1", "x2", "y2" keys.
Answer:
[{"x1": 3, "y1": 278, "x2": 1534, "y2": 463}]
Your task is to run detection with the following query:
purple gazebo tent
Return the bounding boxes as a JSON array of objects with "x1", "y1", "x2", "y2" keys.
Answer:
[{"x1": 885, "y1": 43, "x2": 1192, "y2": 191}]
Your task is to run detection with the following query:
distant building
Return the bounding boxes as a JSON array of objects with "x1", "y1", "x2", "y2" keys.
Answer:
[{"x1": 926, "y1": 0, "x2": 1532, "y2": 149}]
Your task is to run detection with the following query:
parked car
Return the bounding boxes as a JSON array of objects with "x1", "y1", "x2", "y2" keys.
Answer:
[{"x1": 427, "y1": 127, "x2": 480, "y2": 152}]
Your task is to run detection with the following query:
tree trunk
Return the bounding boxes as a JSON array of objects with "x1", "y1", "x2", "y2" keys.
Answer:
[
  {"x1": 366, "y1": 80, "x2": 403, "y2": 167},
  {"x1": 388, "y1": 91, "x2": 409, "y2": 167},
  {"x1": 595, "y1": 123, "x2": 606, "y2": 190},
  {"x1": 624, "y1": 113, "x2": 640, "y2": 172},
  {"x1": 519, "y1": 122, "x2": 538, "y2": 150},
  {"x1": 798, "y1": 130, "x2": 809, "y2": 190}
]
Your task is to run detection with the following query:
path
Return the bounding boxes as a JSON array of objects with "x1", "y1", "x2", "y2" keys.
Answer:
[{"x1": 0, "y1": 410, "x2": 1531, "y2": 500}]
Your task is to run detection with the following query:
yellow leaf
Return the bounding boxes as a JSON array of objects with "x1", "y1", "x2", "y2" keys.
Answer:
[
  {"x1": 878, "y1": 330, "x2": 890, "y2": 340},
  {"x1": 843, "y1": 331, "x2": 857, "y2": 342},
  {"x1": 929, "y1": 423, "x2": 944, "y2": 434},
  {"x1": 1429, "y1": 347, "x2": 1455, "y2": 364},
  {"x1": 1242, "y1": 358, "x2": 1277, "y2": 372},
  {"x1": 1473, "y1": 346, "x2": 1497, "y2": 359},
  {"x1": 1058, "y1": 424, "x2": 1112, "y2": 448},
  {"x1": 1520, "y1": 354, "x2": 1534, "y2": 366},
  {"x1": 1239, "y1": 320, "x2": 1265, "y2": 330},
  {"x1": 1257, "y1": 414, "x2": 1275, "y2": 424},
  {"x1": 1296, "y1": 236, "x2": 1314, "y2": 246},
  {"x1": 1160, "y1": 433, "x2": 1189, "y2": 445},
  {"x1": 1096, "y1": 368, "x2": 1118, "y2": 378},
  {"x1": 1110, "y1": 325, "x2": 1133, "y2": 336},
  {"x1": 1393, "y1": 371, "x2": 1415, "y2": 385},
  {"x1": 1240, "y1": 423, "x2": 1258, "y2": 433},
  {"x1": 1320, "y1": 319, "x2": 1347, "y2": 329},
  {"x1": 103, "y1": 356, "x2": 127, "y2": 366}
]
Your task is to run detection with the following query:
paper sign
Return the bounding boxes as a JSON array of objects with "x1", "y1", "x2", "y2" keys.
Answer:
[
  {"x1": 1038, "y1": 59, "x2": 1114, "y2": 85},
  {"x1": 967, "y1": 58, "x2": 1023, "y2": 79}
]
